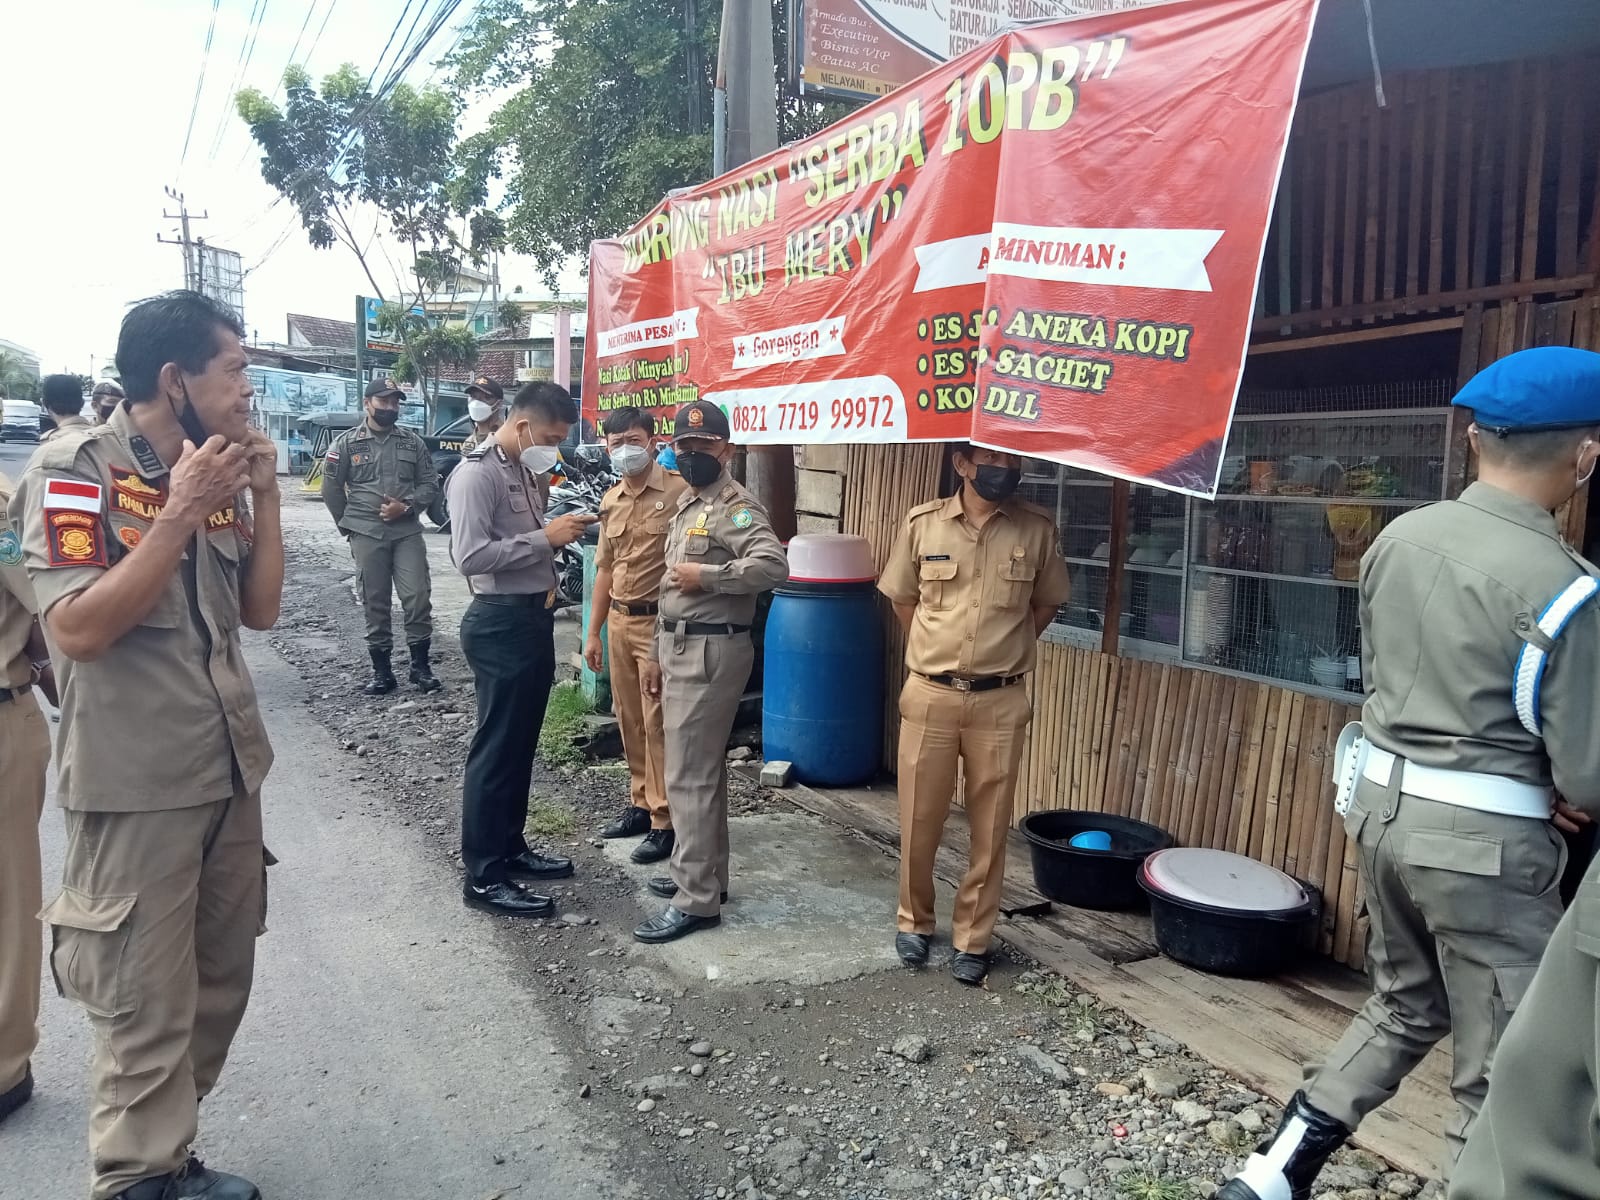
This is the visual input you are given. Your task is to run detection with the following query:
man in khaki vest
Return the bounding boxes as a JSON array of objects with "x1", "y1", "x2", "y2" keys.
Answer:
[
  {"x1": 12, "y1": 290, "x2": 282, "y2": 1200},
  {"x1": 878, "y1": 444, "x2": 1070, "y2": 986},
  {"x1": 0, "y1": 472, "x2": 55, "y2": 1128},
  {"x1": 633, "y1": 401, "x2": 786, "y2": 944},
  {"x1": 585, "y1": 406, "x2": 685, "y2": 863},
  {"x1": 41, "y1": 373, "x2": 91, "y2": 442},
  {"x1": 1221, "y1": 347, "x2": 1600, "y2": 1200}
]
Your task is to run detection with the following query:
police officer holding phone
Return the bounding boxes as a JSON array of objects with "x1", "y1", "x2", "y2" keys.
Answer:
[{"x1": 449, "y1": 382, "x2": 598, "y2": 916}]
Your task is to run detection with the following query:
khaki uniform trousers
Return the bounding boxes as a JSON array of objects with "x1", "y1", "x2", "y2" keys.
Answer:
[
  {"x1": 44, "y1": 779, "x2": 266, "y2": 1199},
  {"x1": 1304, "y1": 775, "x2": 1566, "y2": 1178},
  {"x1": 1450, "y1": 854, "x2": 1600, "y2": 1200},
  {"x1": 0, "y1": 692, "x2": 50, "y2": 1094},
  {"x1": 660, "y1": 629, "x2": 753, "y2": 917},
  {"x1": 349, "y1": 530, "x2": 433, "y2": 651},
  {"x1": 608, "y1": 611, "x2": 671, "y2": 829},
  {"x1": 895, "y1": 674, "x2": 1031, "y2": 955}
]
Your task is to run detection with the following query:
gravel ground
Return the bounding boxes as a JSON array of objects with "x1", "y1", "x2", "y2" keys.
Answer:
[{"x1": 270, "y1": 493, "x2": 1437, "y2": 1200}]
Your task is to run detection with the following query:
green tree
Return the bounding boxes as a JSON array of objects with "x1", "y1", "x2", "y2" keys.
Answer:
[
  {"x1": 0, "y1": 352, "x2": 38, "y2": 402},
  {"x1": 380, "y1": 311, "x2": 481, "y2": 403},
  {"x1": 450, "y1": 0, "x2": 850, "y2": 285},
  {"x1": 237, "y1": 64, "x2": 500, "y2": 424}
]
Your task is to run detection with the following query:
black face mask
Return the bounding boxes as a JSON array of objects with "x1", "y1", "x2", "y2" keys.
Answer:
[
  {"x1": 370, "y1": 407, "x2": 400, "y2": 428},
  {"x1": 969, "y1": 464, "x2": 1022, "y2": 502},
  {"x1": 676, "y1": 450, "x2": 722, "y2": 488},
  {"x1": 173, "y1": 380, "x2": 209, "y2": 444}
]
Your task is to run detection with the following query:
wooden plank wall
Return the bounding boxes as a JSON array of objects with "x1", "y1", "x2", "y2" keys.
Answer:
[
  {"x1": 1017, "y1": 645, "x2": 1366, "y2": 968},
  {"x1": 1260, "y1": 54, "x2": 1600, "y2": 327}
]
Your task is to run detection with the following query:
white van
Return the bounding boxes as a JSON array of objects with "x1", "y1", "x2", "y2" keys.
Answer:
[{"x1": 0, "y1": 399, "x2": 43, "y2": 443}]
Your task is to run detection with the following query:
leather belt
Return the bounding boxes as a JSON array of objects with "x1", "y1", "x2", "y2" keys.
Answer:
[
  {"x1": 919, "y1": 673, "x2": 1024, "y2": 693},
  {"x1": 473, "y1": 593, "x2": 548, "y2": 608},
  {"x1": 1360, "y1": 743, "x2": 1554, "y2": 820},
  {"x1": 612, "y1": 600, "x2": 659, "y2": 617},
  {"x1": 662, "y1": 620, "x2": 750, "y2": 636}
]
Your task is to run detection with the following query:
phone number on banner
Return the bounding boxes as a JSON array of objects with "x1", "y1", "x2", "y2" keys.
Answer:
[{"x1": 705, "y1": 378, "x2": 908, "y2": 445}]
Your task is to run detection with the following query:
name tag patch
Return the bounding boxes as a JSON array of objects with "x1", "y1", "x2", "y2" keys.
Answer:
[
  {"x1": 923, "y1": 554, "x2": 951, "y2": 562},
  {"x1": 206, "y1": 506, "x2": 237, "y2": 533},
  {"x1": 112, "y1": 470, "x2": 167, "y2": 521},
  {"x1": 47, "y1": 510, "x2": 106, "y2": 567}
]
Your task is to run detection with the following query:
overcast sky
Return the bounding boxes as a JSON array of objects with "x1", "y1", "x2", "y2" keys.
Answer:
[{"x1": 0, "y1": 0, "x2": 584, "y2": 375}]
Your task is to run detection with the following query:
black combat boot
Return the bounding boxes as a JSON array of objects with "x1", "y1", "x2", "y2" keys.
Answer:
[
  {"x1": 408, "y1": 639, "x2": 442, "y2": 692},
  {"x1": 363, "y1": 648, "x2": 398, "y2": 695},
  {"x1": 1216, "y1": 1091, "x2": 1350, "y2": 1200}
]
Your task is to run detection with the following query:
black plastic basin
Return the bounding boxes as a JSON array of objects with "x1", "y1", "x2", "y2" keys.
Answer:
[{"x1": 1019, "y1": 811, "x2": 1174, "y2": 911}]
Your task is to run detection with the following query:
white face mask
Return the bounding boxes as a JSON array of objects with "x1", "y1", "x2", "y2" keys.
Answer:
[
  {"x1": 610, "y1": 444, "x2": 652, "y2": 477},
  {"x1": 467, "y1": 399, "x2": 493, "y2": 423},
  {"x1": 520, "y1": 444, "x2": 561, "y2": 476}
]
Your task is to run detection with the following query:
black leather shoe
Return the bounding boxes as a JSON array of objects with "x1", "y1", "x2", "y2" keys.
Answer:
[
  {"x1": 601, "y1": 806, "x2": 651, "y2": 839},
  {"x1": 362, "y1": 648, "x2": 397, "y2": 695},
  {"x1": 464, "y1": 880, "x2": 555, "y2": 917},
  {"x1": 112, "y1": 1157, "x2": 261, "y2": 1200},
  {"x1": 631, "y1": 828, "x2": 675, "y2": 864},
  {"x1": 648, "y1": 876, "x2": 727, "y2": 902},
  {"x1": 505, "y1": 850, "x2": 574, "y2": 880},
  {"x1": 951, "y1": 952, "x2": 990, "y2": 986},
  {"x1": 895, "y1": 933, "x2": 930, "y2": 967},
  {"x1": 1217, "y1": 1090, "x2": 1350, "y2": 1200},
  {"x1": 0, "y1": 1063, "x2": 32, "y2": 1125},
  {"x1": 407, "y1": 639, "x2": 442, "y2": 693},
  {"x1": 634, "y1": 905, "x2": 720, "y2": 943}
]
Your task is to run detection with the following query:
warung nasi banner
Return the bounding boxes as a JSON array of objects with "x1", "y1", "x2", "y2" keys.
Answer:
[{"x1": 582, "y1": 0, "x2": 1320, "y2": 496}]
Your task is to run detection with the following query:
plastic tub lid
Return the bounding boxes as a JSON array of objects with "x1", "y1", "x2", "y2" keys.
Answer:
[
  {"x1": 1141, "y1": 848, "x2": 1307, "y2": 913},
  {"x1": 786, "y1": 533, "x2": 877, "y2": 584}
]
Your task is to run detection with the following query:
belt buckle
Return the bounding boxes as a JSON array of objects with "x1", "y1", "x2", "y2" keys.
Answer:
[{"x1": 951, "y1": 676, "x2": 974, "y2": 692}]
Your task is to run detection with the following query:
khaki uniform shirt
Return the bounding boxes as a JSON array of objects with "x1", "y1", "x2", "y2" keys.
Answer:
[
  {"x1": 321, "y1": 421, "x2": 440, "y2": 540},
  {"x1": 0, "y1": 472, "x2": 40, "y2": 689},
  {"x1": 9, "y1": 410, "x2": 273, "y2": 812},
  {"x1": 40, "y1": 414, "x2": 89, "y2": 443},
  {"x1": 879, "y1": 492, "x2": 1072, "y2": 678},
  {"x1": 1360, "y1": 481, "x2": 1600, "y2": 811},
  {"x1": 446, "y1": 444, "x2": 556, "y2": 595},
  {"x1": 657, "y1": 469, "x2": 787, "y2": 632},
  {"x1": 596, "y1": 463, "x2": 687, "y2": 604}
]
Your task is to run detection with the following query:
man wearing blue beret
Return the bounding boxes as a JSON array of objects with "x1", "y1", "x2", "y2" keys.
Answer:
[{"x1": 1221, "y1": 347, "x2": 1600, "y2": 1200}]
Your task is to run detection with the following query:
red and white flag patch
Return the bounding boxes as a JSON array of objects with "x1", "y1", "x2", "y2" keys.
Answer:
[{"x1": 44, "y1": 478, "x2": 104, "y2": 514}]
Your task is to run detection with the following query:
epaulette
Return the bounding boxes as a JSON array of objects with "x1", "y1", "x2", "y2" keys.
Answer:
[
  {"x1": 906, "y1": 498, "x2": 946, "y2": 520},
  {"x1": 465, "y1": 443, "x2": 491, "y2": 461},
  {"x1": 1012, "y1": 498, "x2": 1054, "y2": 522}
]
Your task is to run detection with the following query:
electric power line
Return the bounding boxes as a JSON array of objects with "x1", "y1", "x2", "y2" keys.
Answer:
[
  {"x1": 178, "y1": 0, "x2": 224, "y2": 171},
  {"x1": 207, "y1": 0, "x2": 273, "y2": 162}
]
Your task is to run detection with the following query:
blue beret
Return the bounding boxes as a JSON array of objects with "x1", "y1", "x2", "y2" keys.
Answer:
[{"x1": 1457, "y1": 347, "x2": 1600, "y2": 432}]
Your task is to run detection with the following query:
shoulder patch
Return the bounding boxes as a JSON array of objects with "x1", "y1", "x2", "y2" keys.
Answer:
[
  {"x1": 731, "y1": 507, "x2": 754, "y2": 529},
  {"x1": 45, "y1": 510, "x2": 106, "y2": 567},
  {"x1": 0, "y1": 530, "x2": 20, "y2": 565}
]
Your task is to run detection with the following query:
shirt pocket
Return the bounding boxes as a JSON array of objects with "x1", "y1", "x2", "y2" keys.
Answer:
[
  {"x1": 918, "y1": 559, "x2": 957, "y2": 611},
  {"x1": 396, "y1": 444, "x2": 421, "y2": 483},
  {"x1": 509, "y1": 492, "x2": 531, "y2": 515},
  {"x1": 996, "y1": 553, "x2": 1037, "y2": 609},
  {"x1": 207, "y1": 528, "x2": 244, "y2": 630},
  {"x1": 348, "y1": 451, "x2": 379, "y2": 484},
  {"x1": 644, "y1": 515, "x2": 669, "y2": 537}
]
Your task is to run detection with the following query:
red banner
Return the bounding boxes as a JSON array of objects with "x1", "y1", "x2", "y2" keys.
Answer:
[{"x1": 583, "y1": 0, "x2": 1318, "y2": 496}]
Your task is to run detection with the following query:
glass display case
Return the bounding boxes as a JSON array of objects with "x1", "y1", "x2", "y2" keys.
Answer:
[{"x1": 1025, "y1": 392, "x2": 1465, "y2": 695}]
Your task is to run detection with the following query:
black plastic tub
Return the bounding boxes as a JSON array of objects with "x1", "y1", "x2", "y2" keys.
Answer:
[
  {"x1": 1138, "y1": 849, "x2": 1322, "y2": 977},
  {"x1": 1018, "y1": 811, "x2": 1173, "y2": 911}
]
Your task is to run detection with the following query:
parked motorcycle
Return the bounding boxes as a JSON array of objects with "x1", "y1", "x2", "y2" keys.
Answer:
[{"x1": 546, "y1": 444, "x2": 616, "y2": 606}]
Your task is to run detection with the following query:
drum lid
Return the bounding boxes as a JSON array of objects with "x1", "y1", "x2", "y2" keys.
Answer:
[{"x1": 1141, "y1": 848, "x2": 1307, "y2": 913}]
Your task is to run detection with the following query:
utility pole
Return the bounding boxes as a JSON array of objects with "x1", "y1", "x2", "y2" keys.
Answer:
[{"x1": 156, "y1": 186, "x2": 209, "y2": 290}]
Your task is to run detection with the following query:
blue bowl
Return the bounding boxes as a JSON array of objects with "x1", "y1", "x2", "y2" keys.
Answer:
[{"x1": 1069, "y1": 830, "x2": 1113, "y2": 852}]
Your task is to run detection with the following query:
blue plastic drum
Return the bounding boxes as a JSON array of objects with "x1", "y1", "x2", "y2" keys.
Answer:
[{"x1": 761, "y1": 535, "x2": 883, "y2": 787}]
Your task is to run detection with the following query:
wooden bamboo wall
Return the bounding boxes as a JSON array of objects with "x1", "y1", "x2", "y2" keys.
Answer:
[
  {"x1": 1260, "y1": 54, "x2": 1600, "y2": 327},
  {"x1": 1017, "y1": 644, "x2": 1366, "y2": 967}
]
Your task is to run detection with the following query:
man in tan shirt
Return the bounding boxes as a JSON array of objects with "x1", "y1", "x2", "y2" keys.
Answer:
[
  {"x1": 585, "y1": 406, "x2": 685, "y2": 863},
  {"x1": 878, "y1": 444, "x2": 1070, "y2": 985},
  {"x1": 40, "y1": 373, "x2": 90, "y2": 442},
  {"x1": 12, "y1": 290, "x2": 282, "y2": 1200},
  {"x1": 0, "y1": 472, "x2": 56, "y2": 1129}
]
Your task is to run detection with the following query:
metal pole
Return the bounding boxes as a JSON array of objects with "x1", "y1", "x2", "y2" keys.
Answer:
[{"x1": 712, "y1": 87, "x2": 727, "y2": 177}]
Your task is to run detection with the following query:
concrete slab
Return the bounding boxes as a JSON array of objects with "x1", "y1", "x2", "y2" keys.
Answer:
[{"x1": 603, "y1": 811, "x2": 956, "y2": 987}]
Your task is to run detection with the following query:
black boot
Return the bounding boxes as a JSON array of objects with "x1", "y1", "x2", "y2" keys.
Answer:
[
  {"x1": 1216, "y1": 1091, "x2": 1350, "y2": 1200},
  {"x1": 408, "y1": 639, "x2": 442, "y2": 692},
  {"x1": 362, "y1": 648, "x2": 397, "y2": 695}
]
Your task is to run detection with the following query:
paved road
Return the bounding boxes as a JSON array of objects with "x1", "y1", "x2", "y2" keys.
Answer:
[
  {"x1": 0, "y1": 438, "x2": 38, "y2": 478},
  {"x1": 10, "y1": 638, "x2": 633, "y2": 1200}
]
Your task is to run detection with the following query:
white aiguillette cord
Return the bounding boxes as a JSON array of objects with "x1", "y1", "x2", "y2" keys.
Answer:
[{"x1": 1363, "y1": 0, "x2": 1387, "y2": 109}]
